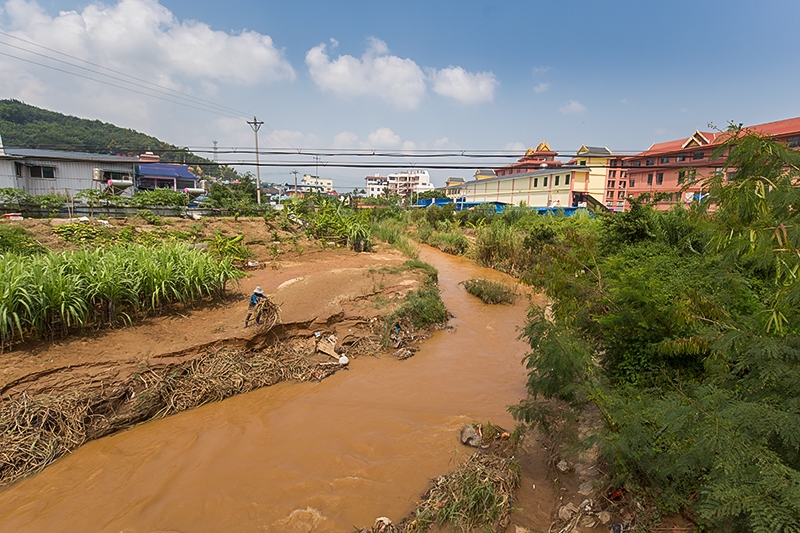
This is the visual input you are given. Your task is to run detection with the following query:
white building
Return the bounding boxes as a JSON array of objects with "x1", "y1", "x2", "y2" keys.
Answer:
[
  {"x1": 365, "y1": 174, "x2": 388, "y2": 198},
  {"x1": 0, "y1": 143, "x2": 137, "y2": 198},
  {"x1": 301, "y1": 174, "x2": 333, "y2": 192},
  {"x1": 387, "y1": 170, "x2": 433, "y2": 197}
]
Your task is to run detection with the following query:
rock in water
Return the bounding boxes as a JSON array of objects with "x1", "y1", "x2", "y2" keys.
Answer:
[{"x1": 460, "y1": 424, "x2": 482, "y2": 447}]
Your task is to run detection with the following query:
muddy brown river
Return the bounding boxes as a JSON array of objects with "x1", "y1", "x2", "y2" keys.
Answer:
[{"x1": 0, "y1": 247, "x2": 533, "y2": 533}]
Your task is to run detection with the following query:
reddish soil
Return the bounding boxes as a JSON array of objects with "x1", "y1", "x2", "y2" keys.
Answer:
[{"x1": 0, "y1": 217, "x2": 422, "y2": 398}]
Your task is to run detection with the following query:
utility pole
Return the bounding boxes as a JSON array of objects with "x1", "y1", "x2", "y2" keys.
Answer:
[
  {"x1": 246, "y1": 116, "x2": 264, "y2": 204},
  {"x1": 213, "y1": 140, "x2": 218, "y2": 162},
  {"x1": 292, "y1": 169, "x2": 299, "y2": 198}
]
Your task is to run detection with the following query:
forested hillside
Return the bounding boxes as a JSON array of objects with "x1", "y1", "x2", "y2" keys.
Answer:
[{"x1": 0, "y1": 100, "x2": 222, "y2": 177}]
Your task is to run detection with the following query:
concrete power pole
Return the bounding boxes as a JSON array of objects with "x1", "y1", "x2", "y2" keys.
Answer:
[
  {"x1": 247, "y1": 116, "x2": 264, "y2": 205},
  {"x1": 292, "y1": 169, "x2": 299, "y2": 198}
]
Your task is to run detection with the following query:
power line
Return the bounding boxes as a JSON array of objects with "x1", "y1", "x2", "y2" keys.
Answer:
[{"x1": 0, "y1": 31, "x2": 249, "y2": 118}]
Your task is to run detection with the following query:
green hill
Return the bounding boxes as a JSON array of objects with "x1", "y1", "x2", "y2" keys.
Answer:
[{"x1": 0, "y1": 99, "x2": 222, "y2": 177}]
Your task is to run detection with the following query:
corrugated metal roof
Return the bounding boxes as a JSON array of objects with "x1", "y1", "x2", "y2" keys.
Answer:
[
  {"x1": 3, "y1": 147, "x2": 137, "y2": 163},
  {"x1": 138, "y1": 163, "x2": 197, "y2": 179}
]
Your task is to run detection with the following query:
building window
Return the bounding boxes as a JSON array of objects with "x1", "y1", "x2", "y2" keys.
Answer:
[
  {"x1": 647, "y1": 173, "x2": 653, "y2": 186},
  {"x1": 555, "y1": 175, "x2": 560, "y2": 186},
  {"x1": 656, "y1": 172, "x2": 664, "y2": 185},
  {"x1": 632, "y1": 160, "x2": 641, "y2": 167},
  {"x1": 533, "y1": 178, "x2": 538, "y2": 187},
  {"x1": 660, "y1": 157, "x2": 670, "y2": 164},
  {"x1": 14, "y1": 163, "x2": 22, "y2": 177},
  {"x1": 678, "y1": 170, "x2": 686, "y2": 184},
  {"x1": 629, "y1": 179, "x2": 635, "y2": 187},
  {"x1": 579, "y1": 160, "x2": 587, "y2": 166},
  {"x1": 619, "y1": 181, "x2": 626, "y2": 188},
  {"x1": 788, "y1": 136, "x2": 800, "y2": 148},
  {"x1": 607, "y1": 180, "x2": 615, "y2": 188},
  {"x1": 610, "y1": 160, "x2": 618, "y2": 167},
  {"x1": 646, "y1": 158, "x2": 655, "y2": 166},
  {"x1": 29, "y1": 165, "x2": 56, "y2": 179},
  {"x1": 606, "y1": 191, "x2": 614, "y2": 198},
  {"x1": 610, "y1": 170, "x2": 616, "y2": 178},
  {"x1": 543, "y1": 177, "x2": 548, "y2": 187},
  {"x1": 693, "y1": 151, "x2": 705, "y2": 160},
  {"x1": 676, "y1": 154, "x2": 686, "y2": 162},
  {"x1": 565, "y1": 175, "x2": 570, "y2": 185},
  {"x1": 618, "y1": 191, "x2": 626, "y2": 198},
  {"x1": 726, "y1": 171, "x2": 737, "y2": 181}
]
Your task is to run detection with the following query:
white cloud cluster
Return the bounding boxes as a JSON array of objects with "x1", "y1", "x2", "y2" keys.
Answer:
[
  {"x1": 560, "y1": 100, "x2": 586, "y2": 114},
  {"x1": 306, "y1": 38, "x2": 497, "y2": 109},
  {"x1": 428, "y1": 66, "x2": 497, "y2": 104},
  {"x1": 0, "y1": 0, "x2": 295, "y2": 100},
  {"x1": 332, "y1": 127, "x2": 416, "y2": 150}
]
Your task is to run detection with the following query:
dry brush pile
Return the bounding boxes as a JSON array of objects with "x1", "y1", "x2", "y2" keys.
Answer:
[{"x1": 0, "y1": 342, "x2": 345, "y2": 487}]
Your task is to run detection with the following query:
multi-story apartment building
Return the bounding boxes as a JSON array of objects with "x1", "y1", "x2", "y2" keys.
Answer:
[
  {"x1": 568, "y1": 145, "x2": 627, "y2": 212},
  {"x1": 364, "y1": 174, "x2": 388, "y2": 198},
  {"x1": 365, "y1": 170, "x2": 434, "y2": 198},
  {"x1": 625, "y1": 117, "x2": 800, "y2": 209},
  {"x1": 301, "y1": 174, "x2": 334, "y2": 192}
]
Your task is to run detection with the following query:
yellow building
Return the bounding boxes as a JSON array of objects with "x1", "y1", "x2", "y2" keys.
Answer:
[
  {"x1": 461, "y1": 166, "x2": 591, "y2": 208},
  {"x1": 570, "y1": 145, "x2": 627, "y2": 211}
]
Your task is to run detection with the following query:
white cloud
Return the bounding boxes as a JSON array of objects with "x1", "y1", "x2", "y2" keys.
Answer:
[
  {"x1": 434, "y1": 137, "x2": 458, "y2": 149},
  {"x1": 504, "y1": 142, "x2": 526, "y2": 152},
  {"x1": 532, "y1": 66, "x2": 551, "y2": 75},
  {"x1": 533, "y1": 82, "x2": 549, "y2": 94},
  {"x1": 305, "y1": 37, "x2": 427, "y2": 109},
  {"x1": 0, "y1": 0, "x2": 296, "y2": 132},
  {"x1": 559, "y1": 100, "x2": 586, "y2": 114},
  {"x1": 428, "y1": 66, "x2": 497, "y2": 104},
  {"x1": 332, "y1": 131, "x2": 359, "y2": 149},
  {"x1": 1, "y1": 0, "x2": 296, "y2": 85},
  {"x1": 402, "y1": 140, "x2": 416, "y2": 151},
  {"x1": 365, "y1": 127, "x2": 401, "y2": 148}
]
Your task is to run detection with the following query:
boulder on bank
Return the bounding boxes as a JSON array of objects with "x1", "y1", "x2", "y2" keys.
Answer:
[{"x1": 460, "y1": 424, "x2": 482, "y2": 447}]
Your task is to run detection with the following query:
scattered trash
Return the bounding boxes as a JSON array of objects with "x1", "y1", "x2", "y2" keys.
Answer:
[
  {"x1": 460, "y1": 424, "x2": 482, "y2": 447},
  {"x1": 246, "y1": 260, "x2": 259, "y2": 268},
  {"x1": 598, "y1": 511, "x2": 612, "y2": 525},
  {"x1": 558, "y1": 502, "x2": 579, "y2": 520},
  {"x1": 556, "y1": 459, "x2": 570, "y2": 473},
  {"x1": 2, "y1": 213, "x2": 23, "y2": 220},
  {"x1": 338, "y1": 354, "x2": 349, "y2": 366}
]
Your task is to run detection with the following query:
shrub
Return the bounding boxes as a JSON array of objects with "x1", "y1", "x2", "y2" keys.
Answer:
[
  {"x1": 0, "y1": 226, "x2": 44, "y2": 255},
  {"x1": 461, "y1": 278, "x2": 517, "y2": 304}
]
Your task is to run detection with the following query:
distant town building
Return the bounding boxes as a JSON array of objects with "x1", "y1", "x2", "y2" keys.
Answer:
[
  {"x1": 365, "y1": 170, "x2": 434, "y2": 198},
  {"x1": 364, "y1": 174, "x2": 388, "y2": 198},
  {"x1": 568, "y1": 145, "x2": 627, "y2": 212},
  {"x1": 386, "y1": 170, "x2": 434, "y2": 197},
  {"x1": 445, "y1": 176, "x2": 465, "y2": 198},
  {"x1": 624, "y1": 116, "x2": 800, "y2": 210},
  {"x1": 461, "y1": 165, "x2": 594, "y2": 209},
  {"x1": 495, "y1": 142, "x2": 562, "y2": 176},
  {"x1": 474, "y1": 169, "x2": 497, "y2": 180},
  {"x1": 301, "y1": 174, "x2": 334, "y2": 192}
]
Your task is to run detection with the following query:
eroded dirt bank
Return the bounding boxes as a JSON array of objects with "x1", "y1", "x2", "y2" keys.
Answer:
[{"x1": 0, "y1": 245, "x2": 546, "y2": 532}]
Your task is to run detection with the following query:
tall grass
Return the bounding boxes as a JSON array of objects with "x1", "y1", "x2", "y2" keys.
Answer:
[
  {"x1": 461, "y1": 278, "x2": 518, "y2": 304},
  {"x1": 0, "y1": 243, "x2": 243, "y2": 349}
]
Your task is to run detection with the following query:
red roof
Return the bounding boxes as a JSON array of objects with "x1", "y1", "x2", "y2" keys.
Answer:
[{"x1": 630, "y1": 116, "x2": 800, "y2": 158}]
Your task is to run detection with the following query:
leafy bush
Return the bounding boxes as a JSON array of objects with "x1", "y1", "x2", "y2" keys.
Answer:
[
  {"x1": 510, "y1": 130, "x2": 800, "y2": 531},
  {"x1": 0, "y1": 225, "x2": 44, "y2": 255},
  {"x1": 384, "y1": 286, "x2": 448, "y2": 337},
  {"x1": 461, "y1": 278, "x2": 517, "y2": 304},
  {"x1": 426, "y1": 231, "x2": 469, "y2": 255},
  {"x1": 130, "y1": 189, "x2": 188, "y2": 208}
]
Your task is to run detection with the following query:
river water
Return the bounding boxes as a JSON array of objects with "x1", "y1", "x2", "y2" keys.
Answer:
[{"x1": 0, "y1": 247, "x2": 534, "y2": 533}]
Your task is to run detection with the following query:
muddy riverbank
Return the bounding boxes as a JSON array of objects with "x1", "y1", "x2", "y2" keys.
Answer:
[{"x1": 0, "y1": 245, "x2": 551, "y2": 532}]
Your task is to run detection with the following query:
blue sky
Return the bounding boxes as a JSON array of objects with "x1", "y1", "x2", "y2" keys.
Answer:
[{"x1": 1, "y1": 0, "x2": 799, "y2": 189}]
